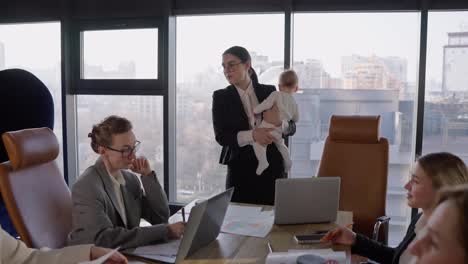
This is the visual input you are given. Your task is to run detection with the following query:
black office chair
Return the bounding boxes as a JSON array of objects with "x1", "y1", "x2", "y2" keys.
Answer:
[{"x1": 0, "y1": 68, "x2": 55, "y2": 236}]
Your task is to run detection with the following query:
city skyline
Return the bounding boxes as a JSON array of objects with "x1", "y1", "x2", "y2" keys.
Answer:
[{"x1": 1, "y1": 12, "x2": 468, "y2": 83}]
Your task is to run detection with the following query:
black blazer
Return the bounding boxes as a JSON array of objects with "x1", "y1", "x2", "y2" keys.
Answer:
[
  {"x1": 351, "y1": 213, "x2": 422, "y2": 264},
  {"x1": 212, "y1": 82, "x2": 295, "y2": 165}
]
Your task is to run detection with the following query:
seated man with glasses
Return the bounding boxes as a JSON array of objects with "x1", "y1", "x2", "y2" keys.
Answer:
[{"x1": 67, "y1": 115, "x2": 185, "y2": 249}]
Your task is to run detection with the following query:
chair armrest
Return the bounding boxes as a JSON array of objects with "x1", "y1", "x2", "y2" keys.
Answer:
[{"x1": 372, "y1": 216, "x2": 391, "y2": 245}]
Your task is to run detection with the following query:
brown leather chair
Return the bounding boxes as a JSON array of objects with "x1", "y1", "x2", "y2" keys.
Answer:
[
  {"x1": 0, "y1": 127, "x2": 72, "y2": 248},
  {"x1": 318, "y1": 115, "x2": 390, "y2": 244}
]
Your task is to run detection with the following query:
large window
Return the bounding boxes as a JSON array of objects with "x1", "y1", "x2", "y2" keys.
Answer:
[
  {"x1": 292, "y1": 12, "x2": 420, "y2": 246},
  {"x1": 175, "y1": 14, "x2": 284, "y2": 202},
  {"x1": 0, "y1": 22, "x2": 63, "y2": 172},
  {"x1": 83, "y1": 28, "x2": 158, "y2": 79},
  {"x1": 423, "y1": 11, "x2": 468, "y2": 162},
  {"x1": 76, "y1": 95, "x2": 164, "y2": 184},
  {"x1": 74, "y1": 22, "x2": 165, "y2": 185}
]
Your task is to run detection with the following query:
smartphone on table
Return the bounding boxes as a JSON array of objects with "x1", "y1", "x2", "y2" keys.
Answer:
[{"x1": 294, "y1": 231, "x2": 328, "y2": 244}]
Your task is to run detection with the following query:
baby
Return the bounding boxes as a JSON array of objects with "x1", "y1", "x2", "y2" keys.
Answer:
[{"x1": 253, "y1": 69, "x2": 299, "y2": 175}]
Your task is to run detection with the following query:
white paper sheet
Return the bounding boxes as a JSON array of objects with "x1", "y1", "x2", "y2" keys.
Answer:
[
  {"x1": 221, "y1": 205, "x2": 274, "y2": 237},
  {"x1": 78, "y1": 247, "x2": 120, "y2": 264},
  {"x1": 224, "y1": 205, "x2": 262, "y2": 219}
]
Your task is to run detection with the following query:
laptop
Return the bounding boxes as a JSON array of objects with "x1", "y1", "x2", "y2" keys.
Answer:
[
  {"x1": 274, "y1": 177, "x2": 340, "y2": 225},
  {"x1": 125, "y1": 188, "x2": 234, "y2": 263}
]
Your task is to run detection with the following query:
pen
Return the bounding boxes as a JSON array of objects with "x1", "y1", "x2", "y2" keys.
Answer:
[
  {"x1": 267, "y1": 242, "x2": 273, "y2": 253},
  {"x1": 181, "y1": 207, "x2": 186, "y2": 222}
]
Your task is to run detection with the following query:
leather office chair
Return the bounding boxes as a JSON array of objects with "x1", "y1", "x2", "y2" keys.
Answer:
[
  {"x1": 0, "y1": 127, "x2": 71, "y2": 248},
  {"x1": 0, "y1": 68, "x2": 55, "y2": 236},
  {"x1": 318, "y1": 115, "x2": 390, "y2": 244}
]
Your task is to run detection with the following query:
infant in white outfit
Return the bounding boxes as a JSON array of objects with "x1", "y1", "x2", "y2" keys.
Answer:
[{"x1": 253, "y1": 69, "x2": 299, "y2": 175}]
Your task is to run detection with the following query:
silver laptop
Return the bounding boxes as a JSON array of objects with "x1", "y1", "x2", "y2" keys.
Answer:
[
  {"x1": 125, "y1": 188, "x2": 234, "y2": 263},
  {"x1": 274, "y1": 177, "x2": 340, "y2": 225}
]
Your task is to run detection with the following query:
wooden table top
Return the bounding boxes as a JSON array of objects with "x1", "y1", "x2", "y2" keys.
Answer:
[{"x1": 129, "y1": 203, "x2": 353, "y2": 264}]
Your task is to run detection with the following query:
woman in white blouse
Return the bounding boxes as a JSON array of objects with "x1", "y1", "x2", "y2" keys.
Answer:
[{"x1": 0, "y1": 226, "x2": 127, "y2": 264}]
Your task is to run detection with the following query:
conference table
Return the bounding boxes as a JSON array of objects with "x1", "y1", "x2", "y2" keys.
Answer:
[{"x1": 129, "y1": 202, "x2": 353, "y2": 264}]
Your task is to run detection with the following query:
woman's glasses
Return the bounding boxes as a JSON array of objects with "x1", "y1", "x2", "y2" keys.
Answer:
[{"x1": 105, "y1": 141, "x2": 141, "y2": 158}]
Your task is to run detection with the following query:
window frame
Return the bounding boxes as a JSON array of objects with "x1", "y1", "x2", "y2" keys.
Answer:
[
  {"x1": 66, "y1": 17, "x2": 170, "y2": 197},
  {"x1": 69, "y1": 18, "x2": 167, "y2": 95}
]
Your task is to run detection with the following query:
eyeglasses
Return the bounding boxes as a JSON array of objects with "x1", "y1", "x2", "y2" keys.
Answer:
[
  {"x1": 105, "y1": 141, "x2": 141, "y2": 158},
  {"x1": 221, "y1": 61, "x2": 243, "y2": 72}
]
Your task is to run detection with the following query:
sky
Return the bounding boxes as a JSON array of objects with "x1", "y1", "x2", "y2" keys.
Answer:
[
  {"x1": 83, "y1": 28, "x2": 158, "y2": 78},
  {"x1": 1, "y1": 11, "x2": 467, "y2": 83},
  {"x1": 0, "y1": 22, "x2": 61, "y2": 69}
]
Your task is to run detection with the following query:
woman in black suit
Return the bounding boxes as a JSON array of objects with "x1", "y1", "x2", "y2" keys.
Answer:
[
  {"x1": 212, "y1": 46, "x2": 295, "y2": 205},
  {"x1": 322, "y1": 152, "x2": 468, "y2": 264}
]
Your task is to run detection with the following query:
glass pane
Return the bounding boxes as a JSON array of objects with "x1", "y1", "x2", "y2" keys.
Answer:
[
  {"x1": 82, "y1": 28, "x2": 158, "y2": 79},
  {"x1": 293, "y1": 12, "x2": 420, "y2": 246},
  {"x1": 0, "y1": 22, "x2": 63, "y2": 173},
  {"x1": 77, "y1": 95, "x2": 164, "y2": 185},
  {"x1": 176, "y1": 14, "x2": 284, "y2": 202},
  {"x1": 423, "y1": 12, "x2": 468, "y2": 162}
]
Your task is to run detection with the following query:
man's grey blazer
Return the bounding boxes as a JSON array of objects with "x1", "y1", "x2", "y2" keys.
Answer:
[{"x1": 67, "y1": 158, "x2": 170, "y2": 249}]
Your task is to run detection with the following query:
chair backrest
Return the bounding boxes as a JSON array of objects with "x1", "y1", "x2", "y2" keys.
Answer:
[
  {"x1": 0, "y1": 68, "x2": 54, "y2": 163},
  {"x1": 317, "y1": 115, "x2": 389, "y2": 238},
  {"x1": 0, "y1": 68, "x2": 55, "y2": 237},
  {"x1": 0, "y1": 128, "x2": 71, "y2": 248}
]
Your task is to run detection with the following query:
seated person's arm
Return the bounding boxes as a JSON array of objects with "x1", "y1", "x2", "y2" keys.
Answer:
[
  {"x1": 140, "y1": 171, "x2": 170, "y2": 224},
  {"x1": 69, "y1": 180, "x2": 168, "y2": 250},
  {"x1": 1, "y1": 227, "x2": 92, "y2": 264}
]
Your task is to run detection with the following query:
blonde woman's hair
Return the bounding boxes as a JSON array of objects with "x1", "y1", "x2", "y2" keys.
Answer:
[{"x1": 417, "y1": 152, "x2": 468, "y2": 189}]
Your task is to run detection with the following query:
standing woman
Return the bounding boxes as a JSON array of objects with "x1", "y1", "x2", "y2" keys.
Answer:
[{"x1": 212, "y1": 46, "x2": 295, "y2": 205}]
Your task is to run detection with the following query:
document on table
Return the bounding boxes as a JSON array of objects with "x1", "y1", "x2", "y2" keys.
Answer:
[
  {"x1": 78, "y1": 247, "x2": 120, "y2": 264},
  {"x1": 266, "y1": 249, "x2": 347, "y2": 264},
  {"x1": 225, "y1": 204, "x2": 263, "y2": 217},
  {"x1": 221, "y1": 204, "x2": 274, "y2": 238}
]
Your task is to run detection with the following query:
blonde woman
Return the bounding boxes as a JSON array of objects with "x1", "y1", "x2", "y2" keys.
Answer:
[
  {"x1": 322, "y1": 152, "x2": 468, "y2": 264},
  {"x1": 409, "y1": 184, "x2": 468, "y2": 263}
]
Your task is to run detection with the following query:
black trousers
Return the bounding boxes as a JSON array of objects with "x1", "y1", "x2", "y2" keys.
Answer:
[{"x1": 226, "y1": 144, "x2": 286, "y2": 205}]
